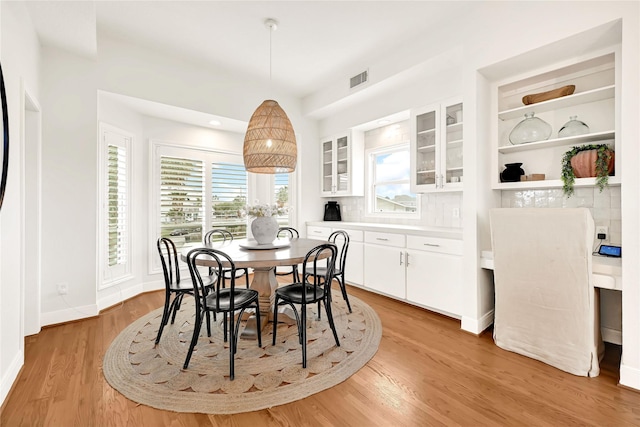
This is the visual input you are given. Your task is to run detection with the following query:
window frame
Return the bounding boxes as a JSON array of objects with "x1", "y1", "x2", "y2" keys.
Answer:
[
  {"x1": 365, "y1": 142, "x2": 420, "y2": 219},
  {"x1": 149, "y1": 140, "x2": 247, "y2": 274},
  {"x1": 98, "y1": 122, "x2": 133, "y2": 289}
]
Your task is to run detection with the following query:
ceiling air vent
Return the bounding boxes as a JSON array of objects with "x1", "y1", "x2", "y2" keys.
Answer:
[{"x1": 350, "y1": 70, "x2": 368, "y2": 89}]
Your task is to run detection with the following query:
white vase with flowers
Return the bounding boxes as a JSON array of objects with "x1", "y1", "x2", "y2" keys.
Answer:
[{"x1": 244, "y1": 203, "x2": 286, "y2": 245}]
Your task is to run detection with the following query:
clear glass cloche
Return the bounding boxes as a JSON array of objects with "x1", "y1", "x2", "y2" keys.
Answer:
[
  {"x1": 558, "y1": 116, "x2": 590, "y2": 138},
  {"x1": 509, "y1": 112, "x2": 552, "y2": 145}
]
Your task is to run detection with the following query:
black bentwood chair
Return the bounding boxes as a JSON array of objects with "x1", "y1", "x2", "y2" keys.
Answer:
[
  {"x1": 155, "y1": 237, "x2": 215, "y2": 345},
  {"x1": 306, "y1": 230, "x2": 352, "y2": 313},
  {"x1": 204, "y1": 229, "x2": 250, "y2": 289},
  {"x1": 184, "y1": 247, "x2": 262, "y2": 380},
  {"x1": 275, "y1": 227, "x2": 301, "y2": 282},
  {"x1": 272, "y1": 243, "x2": 340, "y2": 368}
]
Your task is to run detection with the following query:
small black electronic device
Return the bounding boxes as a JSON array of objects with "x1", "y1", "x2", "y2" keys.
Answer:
[{"x1": 598, "y1": 245, "x2": 621, "y2": 257}]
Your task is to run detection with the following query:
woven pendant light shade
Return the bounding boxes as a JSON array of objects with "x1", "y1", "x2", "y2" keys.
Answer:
[{"x1": 243, "y1": 99, "x2": 297, "y2": 173}]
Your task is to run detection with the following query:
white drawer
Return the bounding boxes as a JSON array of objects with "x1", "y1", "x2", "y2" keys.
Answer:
[
  {"x1": 407, "y1": 235, "x2": 462, "y2": 255},
  {"x1": 365, "y1": 231, "x2": 405, "y2": 248},
  {"x1": 307, "y1": 225, "x2": 331, "y2": 240},
  {"x1": 338, "y1": 228, "x2": 364, "y2": 242}
]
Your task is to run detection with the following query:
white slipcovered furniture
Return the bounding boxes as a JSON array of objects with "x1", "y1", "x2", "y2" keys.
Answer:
[{"x1": 490, "y1": 208, "x2": 602, "y2": 377}]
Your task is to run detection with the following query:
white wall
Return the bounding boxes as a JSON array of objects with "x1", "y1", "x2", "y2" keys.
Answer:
[{"x1": 0, "y1": 0, "x2": 40, "y2": 405}]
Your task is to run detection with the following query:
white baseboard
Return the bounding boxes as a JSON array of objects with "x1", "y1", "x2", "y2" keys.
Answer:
[
  {"x1": 620, "y1": 363, "x2": 640, "y2": 392},
  {"x1": 143, "y1": 279, "x2": 164, "y2": 293},
  {"x1": 461, "y1": 310, "x2": 494, "y2": 335},
  {"x1": 97, "y1": 283, "x2": 143, "y2": 311},
  {"x1": 1, "y1": 350, "x2": 24, "y2": 406},
  {"x1": 601, "y1": 327, "x2": 622, "y2": 345},
  {"x1": 40, "y1": 303, "x2": 98, "y2": 326}
]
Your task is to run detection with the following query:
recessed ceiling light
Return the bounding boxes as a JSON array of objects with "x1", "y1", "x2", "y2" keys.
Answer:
[{"x1": 209, "y1": 119, "x2": 222, "y2": 126}]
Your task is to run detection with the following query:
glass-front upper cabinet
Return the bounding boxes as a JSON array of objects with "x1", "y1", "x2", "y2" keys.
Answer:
[
  {"x1": 410, "y1": 98, "x2": 463, "y2": 193},
  {"x1": 320, "y1": 132, "x2": 364, "y2": 197}
]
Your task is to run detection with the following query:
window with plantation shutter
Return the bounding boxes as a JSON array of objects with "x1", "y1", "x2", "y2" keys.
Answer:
[
  {"x1": 150, "y1": 140, "x2": 294, "y2": 273},
  {"x1": 274, "y1": 172, "x2": 290, "y2": 227},
  {"x1": 211, "y1": 162, "x2": 247, "y2": 239},
  {"x1": 99, "y1": 123, "x2": 132, "y2": 288},
  {"x1": 160, "y1": 156, "x2": 205, "y2": 248},
  {"x1": 107, "y1": 144, "x2": 127, "y2": 267}
]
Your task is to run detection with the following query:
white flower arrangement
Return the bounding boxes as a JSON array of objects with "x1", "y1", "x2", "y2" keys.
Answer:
[{"x1": 243, "y1": 203, "x2": 287, "y2": 218}]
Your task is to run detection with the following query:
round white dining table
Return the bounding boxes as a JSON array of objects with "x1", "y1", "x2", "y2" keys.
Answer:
[{"x1": 180, "y1": 237, "x2": 330, "y2": 339}]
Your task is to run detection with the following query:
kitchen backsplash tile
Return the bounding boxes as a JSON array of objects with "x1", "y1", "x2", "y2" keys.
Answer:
[
  {"x1": 336, "y1": 193, "x2": 463, "y2": 228},
  {"x1": 501, "y1": 186, "x2": 622, "y2": 244}
]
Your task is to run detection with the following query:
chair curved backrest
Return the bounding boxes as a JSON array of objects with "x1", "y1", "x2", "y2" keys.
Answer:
[
  {"x1": 328, "y1": 230, "x2": 349, "y2": 273},
  {"x1": 277, "y1": 227, "x2": 299, "y2": 239},
  {"x1": 204, "y1": 229, "x2": 234, "y2": 245},
  {"x1": 186, "y1": 247, "x2": 236, "y2": 311},
  {"x1": 157, "y1": 237, "x2": 180, "y2": 288},
  {"x1": 300, "y1": 243, "x2": 338, "y2": 302}
]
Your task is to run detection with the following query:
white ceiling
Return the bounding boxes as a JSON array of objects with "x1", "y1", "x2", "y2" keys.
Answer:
[
  {"x1": 26, "y1": 1, "x2": 469, "y2": 98},
  {"x1": 25, "y1": 1, "x2": 473, "y2": 131}
]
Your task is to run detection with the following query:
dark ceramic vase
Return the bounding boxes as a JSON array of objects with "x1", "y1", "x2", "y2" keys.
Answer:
[
  {"x1": 500, "y1": 163, "x2": 525, "y2": 182},
  {"x1": 323, "y1": 201, "x2": 341, "y2": 221}
]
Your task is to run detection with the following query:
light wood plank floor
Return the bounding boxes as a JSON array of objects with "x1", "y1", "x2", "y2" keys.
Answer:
[{"x1": 1, "y1": 282, "x2": 639, "y2": 426}]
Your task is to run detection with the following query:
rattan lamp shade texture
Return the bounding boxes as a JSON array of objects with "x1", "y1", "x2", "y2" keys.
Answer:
[{"x1": 243, "y1": 100, "x2": 297, "y2": 174}]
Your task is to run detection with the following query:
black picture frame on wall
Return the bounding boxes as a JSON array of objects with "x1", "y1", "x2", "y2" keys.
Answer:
[{"x1": 0, "y1": 61, "x2": 9, "y2": 211}]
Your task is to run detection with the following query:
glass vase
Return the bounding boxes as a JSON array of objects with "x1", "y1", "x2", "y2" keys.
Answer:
[
  {"x1": 509, "y1": 112, "x2": 552, "y2": 145},
  {"x1": 558, "y1": 116, "x2": 590, "y2": 138}
]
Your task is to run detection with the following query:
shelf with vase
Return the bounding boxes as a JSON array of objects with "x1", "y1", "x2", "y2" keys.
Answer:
[
  {"x1": 497, "y1": 130, "x2": 615, "y2": 154},
  {"x1": 492, "y1": 49, "x2": 618, "y2": 191},
  {"x1": 495, "y1": 176, "x2": 621, "y2": 191}
]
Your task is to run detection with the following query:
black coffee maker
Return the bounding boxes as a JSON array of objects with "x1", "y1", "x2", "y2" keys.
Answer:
[{"x1": 323, "y1": 201, "x2": 342, "y2": 221}]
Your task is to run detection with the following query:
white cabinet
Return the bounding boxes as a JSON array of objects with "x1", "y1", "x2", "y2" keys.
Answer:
[
  {"x1": 364, "y1": 232, "x2": 406, "y2": 299},
  {"x1": 307, "y1": 225, "x2": 331, "y2": 240},
  {"x1": 341, "y1": 229, "x2": 364, "y2": 287},
  {"x1": 405, "y1": 236, "x2": 463, "y2": 316},
  {"x1": 306, "y1": 225, "x2": 364, "y2": 287},
  {"x1": 492, "y1": 50, "x2": 619, "y2": 190},
  {"x1": 410, "y1": 98, "x2": 463, "y2": 193},
  {"x1": 320, "y1": 131, "x2": 364, "y2": 197},
  {"x1": 364, "y1": 231, "x2": 462, "y2": 317}
]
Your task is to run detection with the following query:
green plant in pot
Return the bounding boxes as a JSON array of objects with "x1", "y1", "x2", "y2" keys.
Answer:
[{"x1": 561, "y1": 143, "x2": 614, "y2": 197}]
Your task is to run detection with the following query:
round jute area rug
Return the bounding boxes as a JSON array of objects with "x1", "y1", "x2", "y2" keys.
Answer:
[{"x1": 103, "y1": 291, "x2": 381, "y2": 414}]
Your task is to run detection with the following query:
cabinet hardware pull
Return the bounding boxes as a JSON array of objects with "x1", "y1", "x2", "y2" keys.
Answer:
[
  {"x1": 423, "y1": 243, "x2": 440, "y2": 247},
  {"x1": 399, "y1": 251, "x2": 403, "y2": 265},
  {"x1": 405, "y1": 251, "x2": 410, "y2": 266},
  {"x1": 376, "y1": 238, "x2": 389, "y2": 241}
]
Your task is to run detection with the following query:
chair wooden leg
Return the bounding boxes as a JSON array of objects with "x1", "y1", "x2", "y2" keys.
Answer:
[
  {"x1": 155, "y1": 290, "x2": 172, "y2": 345},
  {"x1": 255, "y1": 300, "x2": 262, "y2": 347},
  {"x1": 171, "y1": 293, "x2": 184, "y2": 323},
  {"x1": 272, "y1": 298, "x2": 280, "y2": 345},
  {"x1": 301, "y1": 302, "x2": 308, "y2": 368},
  {"x1": 229, "y1": 309, "x2": 235, "y2": 380},
  {"x1": 324, "y1": 296, "x2": 341, "y2": 347},
  {"x1": 337, "y1": 275, "x2": 352, "y2": 313},
  {"x1": 183, "y1": 310, "x2": 203, "y2": 369}
]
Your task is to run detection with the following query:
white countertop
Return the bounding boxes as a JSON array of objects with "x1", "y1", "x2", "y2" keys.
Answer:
[{"x1": 306, "y1": 221, "x2": 463, "y2": 240}]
